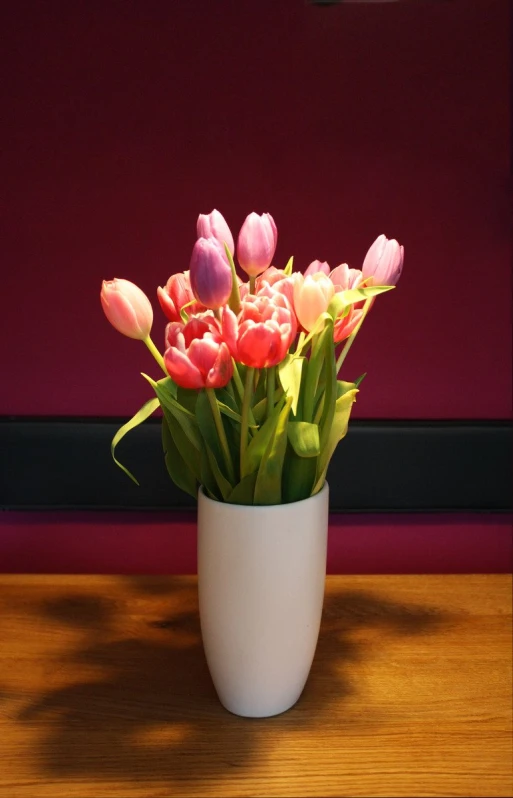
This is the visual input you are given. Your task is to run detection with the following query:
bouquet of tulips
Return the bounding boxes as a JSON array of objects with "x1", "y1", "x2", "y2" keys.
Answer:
[{"x1": 100, "y1": 210, "x2": 403, "y2": 505}]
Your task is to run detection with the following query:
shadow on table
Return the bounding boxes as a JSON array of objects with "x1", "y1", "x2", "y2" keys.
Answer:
[{"x1": 16, "y1": 578, "x2": 449, "y2": 786}]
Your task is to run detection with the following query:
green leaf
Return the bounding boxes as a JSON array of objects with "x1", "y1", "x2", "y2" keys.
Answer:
[
  {"x1": 205, "y1": 442, "x2": 232, "y2": 501},
  {"x1": 227, "y1": 470, "x2": 258, "y2": 505},
  {"x1": 278, "y1": 355, "x2": 304, "y2": 417},
  {"x1": 284, "y1": 255, "x2": 294, "y2": 276},
  {"x1": 354, "y1": 372, "x2": 367, "y2": 388},
  {"x1": 252, "y1": 388, "x2": 284, "y2": 424},
  {"x1": 337, "y1": 379, "x2": 358, "y2": 398},
  {"x1": 314, "y1": 387, "x2": 359, "y2": 493},
  {"x1": 287, "y1": 421, "x2": 320, "y2": 457},
  {"x1": 254, "y1": 397, "x2": 293, "y2": 505},
  {"x1": 141, "y1": 372, "x2": 201, "y2": 451},
  {"x1": 161, "y1": 404, "x2": 201, "y2": 483},
  {"x1": 176, "y1": 385, "x2": 198, "y2": 414},
  {"x1": 224, "y1": 243, "x2": 241, "y2": 315},
  {"x1": 195, "y1": 390, "x2": 233, "y2": 487},
  {"x1": 199, "y1": 446, "x2": 222, "y2": 501},
  {"x1": 282, "y1": 446, "x2": 318, "y2": 503},
  {"x1": 318, "y1": 319, "x2": 337, "y2": 456},
  {"x1": 161, "y1": 415, "x2": 197, "y2": 498},
  {"x1": 110, "y1": 397, "x2": 160, "y2": 485},
  {"x1": 242, "y1": 396, "x2": 285, "y2": 478}
]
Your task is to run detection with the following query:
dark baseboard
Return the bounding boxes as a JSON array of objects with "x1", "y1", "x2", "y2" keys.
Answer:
[{"x1": 0, "y1": 418, "x2": 511, "y2": 512}]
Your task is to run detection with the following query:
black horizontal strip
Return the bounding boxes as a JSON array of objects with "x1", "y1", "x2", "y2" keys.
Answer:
[{"x1": 0, "y1": 418, "x2": 511, "y2": 512}]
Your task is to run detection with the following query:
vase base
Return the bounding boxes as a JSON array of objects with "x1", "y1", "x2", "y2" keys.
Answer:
[{"x1": 217, "y1": 690, "x2": 303, "y2": 719}]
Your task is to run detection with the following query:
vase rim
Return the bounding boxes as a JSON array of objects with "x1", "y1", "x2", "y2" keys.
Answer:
[{"x1": 197, "y1": 481, "x2": 328, "y2": 511}]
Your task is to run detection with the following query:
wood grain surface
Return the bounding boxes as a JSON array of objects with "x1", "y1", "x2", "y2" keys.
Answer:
[{"x1": 0, "y1": 574, "x2": 511, "y2": 797}]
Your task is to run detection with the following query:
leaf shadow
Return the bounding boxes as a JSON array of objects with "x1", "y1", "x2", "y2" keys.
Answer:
[{"x1": 15, "y1": 579, "x2": 450, "y2": 787}]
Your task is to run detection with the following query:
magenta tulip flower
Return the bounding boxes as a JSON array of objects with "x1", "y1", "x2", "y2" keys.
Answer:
[
  {"x1": 189, "y1": 237, "x2": 233, "y2": 310},
  {"x1": 197, "y1": 209, "x2": 234, "y2": 256},
  {"x1": 362, "y1": 234, "x2": 404, "y2": 286},
  {"x1": 157, "y1": 270, "x2": 205, "y2": 322},
  {"x1": 237, "y1": 212, "x2": 278, "y2": 277},
  {"x1": 164, "y1": 316, "x2": 233, "y2": 390},
  {"x1": 100, "y1": 278, "x2": 153, "y2": 340},
  {"x1": 222, "y1": 293, "x2": 296, "y2": 369}
]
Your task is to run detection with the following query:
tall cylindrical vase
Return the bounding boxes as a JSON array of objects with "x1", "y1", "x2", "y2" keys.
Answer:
[{"x1": 197, "y1": 482, "x2": 329, "y2": 718}]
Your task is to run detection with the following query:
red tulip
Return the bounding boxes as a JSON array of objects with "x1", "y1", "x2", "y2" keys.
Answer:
[
  {"x1": 164, "y1": 315, "x2": 233, "y2": 390},
  {"x1": 157, "y1": 270, "x2": 205, "y2": 322},
  {"x1": 100, "y1": 278, "x2": 153, "y2": 340},
  {"x1": 362, "y1": 234, "x2": 404, "y2": 286},
  {"x1": 189, "y1": 237, "x2": 233, "y2": 310},
  {"x1": 328, "y1": 263, "x2": 365, "y2": 292},
  {"x1": 333, "y1": 307, "x2": 363, "y2": 343},
  {"x1": 197, "y1": 209, "x2": 234, "y2": 256},
  {"x1": 222, "y1": 293, "x2": 296, "y2": 369},
  {"x1": 237, "y1": 212, "x2": 278, "y2": 277}
]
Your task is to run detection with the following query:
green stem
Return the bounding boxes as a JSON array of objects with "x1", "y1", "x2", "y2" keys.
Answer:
[
  {"x1": 206, "y1": 388, "x2": 235, "y2": 484},
  {"x1": 303, "y1": 334, "x2": 323, "y2": 422},
  {"x1": 143, "y1": 336, "x2": 168, "y2": 377},
  {"x1": 249, "y1": 275, "x2": 256, "y2": 294},
  {"x1": 266, "y1": 366, "x2": 275, "y2": 421},
  {"x1": 232, "y1": 362, "x2": 256, "y2": 427},
  {"x1": 335, "y1": 297, "x2": 373, "y2": 374},
  {"x1": 240, "y1": 367, "x2": 255, "y2": 476}
]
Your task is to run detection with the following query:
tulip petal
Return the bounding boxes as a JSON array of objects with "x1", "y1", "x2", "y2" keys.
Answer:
[{"x1": 164, "y1": 346, "x2": 204, "y2": 389}]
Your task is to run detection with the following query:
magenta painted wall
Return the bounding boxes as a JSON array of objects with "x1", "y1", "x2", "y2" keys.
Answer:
[
  {"x1": 1, "y1": 513, "x2": 511, "y2": 576},
  {"x1": 1, "y1": 2, "x2": 510, "y2": 576},
  {"x1": 1, "y1": 0, "x2": 511, "y2": 419}
]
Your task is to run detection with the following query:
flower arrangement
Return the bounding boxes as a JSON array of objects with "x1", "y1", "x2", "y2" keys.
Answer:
[{"x1": 100, "y1": 210, "x2": 403, "y2": 505}]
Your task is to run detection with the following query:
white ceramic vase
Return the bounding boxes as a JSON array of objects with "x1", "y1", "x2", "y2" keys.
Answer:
[{"x1": 197, "y1": 482, "x2": 329, "y2": 718}]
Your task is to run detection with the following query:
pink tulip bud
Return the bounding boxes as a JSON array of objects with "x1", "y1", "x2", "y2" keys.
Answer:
[
  {"x1": 100, "y1": 278, "x2": 153, "y2": 340},
  {"x1": 197, "y1": 209, "x2": 234, "y2": 256},
  {"x1": 157, "y1": 271, "x2": 205, "y2": 322},
  {"x1": 164, "y1": 316, "x2": 233, "y2": 390},
  {"x1": 189, "y1": 237, "x2": 233, "y2": 310},
  {"x1": 237, "y1": 212, "x2": 278, "y2": 277},
  {"x1": 222, "y1": 293, "x2": 296, "y2": 369},
  {"x1": 304, "y1": 260, "x2": 330, "y2": 277},
  {"x1": 292, "y1": 273, "x2": 335, "y2": 333},
  {"x1": 362, "y1": 234, "x2": 404, "y2": 286}
]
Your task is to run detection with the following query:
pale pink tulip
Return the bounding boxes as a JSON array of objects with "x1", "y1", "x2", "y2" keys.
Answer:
[
  {"x1": 292, "y1": 273, "x2": 335, "y2": 333},
  {"x1": 304, "y1": 260, "x2": 330, "y2": 277},
  {"x1": 164, "y1": 316, "x2": 232, "y2": 390},
  {"x1": 197, "y1": 209, "x2": 234, "y2": 256},
  {"x1": 100, "y1": 278, "x2": 153, "y2": 340},
  {"x1": 222, "y1": 293, "x2": 296, "y2": 369},
  {"x1": 189, "y1": 237, "x2": 233, "y2": 310},
  {"x1": 328, "y1": 263, "x2": 365, "y2": 292},
  {"x1": 362, "y1": 234, "x2": 404, "y2": 286},
  {"x1": 237, "y1": 212, "x2": 278, "y2": 277},
  {"x1": 157, "y1": 270, "x2": 205, "y2": 322}
]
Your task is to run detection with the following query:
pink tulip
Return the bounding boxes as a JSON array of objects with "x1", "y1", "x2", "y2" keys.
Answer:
[
  {"x1": 100, "y1": 278, "x2": 153, "y2": 340},
  {"x1": 304, "y1": 260, "x2": 330, "y2": 277},
  {"x1": 164, "y1": 316, "x2": 233, "y2": 390},
  {"x1": 157, "y1": 270, "x2": 205, "y2": 322},
  {"x1": 197, "y1": 209, "x2": 234, "y2": 256},
  {"x1": 292, "y1": 273, "x2": 335, "y2": 333},
  {"x1": 333, "y1": 307, "x2": 363, "y2": 344},
  {"x1": 237, "y1": 212, "x2": 278, "y2": 277},
  {"x1": 362, "y1": 234, "x2": 404, "y2": 286},
  {"x1": 189, "y1": 237, "x2": 233, "y2": 310},
  {"x1": 328, "y1": 263, "x2": 365, "y2": 292},
  {"x1": 222, "y1": 293, "x2": 296, "y2": 369}
]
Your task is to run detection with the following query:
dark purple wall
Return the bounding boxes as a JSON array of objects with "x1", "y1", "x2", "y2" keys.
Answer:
[{"x1": 1, "y1": 0, "x2": 511, "y2": 418}]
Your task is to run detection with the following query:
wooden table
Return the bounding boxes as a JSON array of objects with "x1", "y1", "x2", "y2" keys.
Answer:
[{"x1": 0, "y1": 575, "x2": 511, "y2": 797}]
